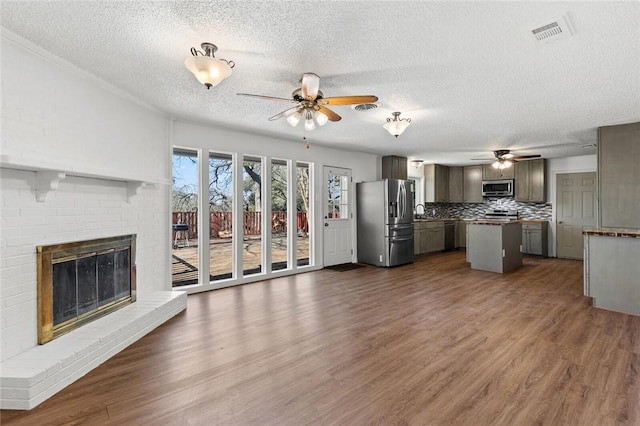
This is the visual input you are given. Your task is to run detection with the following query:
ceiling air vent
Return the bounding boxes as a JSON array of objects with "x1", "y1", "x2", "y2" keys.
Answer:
[
  {"x1": 351, "y1": 103, "x2": 379, "y2": 112},
  {"x1": 531, "y1": 15, "x2": 573, "y2": 44}
]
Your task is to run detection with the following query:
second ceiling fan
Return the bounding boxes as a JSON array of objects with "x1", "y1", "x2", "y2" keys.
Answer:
[
  {"x1": 473, "y1": 149, "x2": 541, "y2": 169},
  {"x1": 237, "y1": 72, "x2": 378, "y2": 131}
]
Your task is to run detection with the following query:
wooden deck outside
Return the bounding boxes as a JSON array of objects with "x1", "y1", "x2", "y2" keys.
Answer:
[{"x1": 172, "y1": 235, "x2": 310, "y2": 286}]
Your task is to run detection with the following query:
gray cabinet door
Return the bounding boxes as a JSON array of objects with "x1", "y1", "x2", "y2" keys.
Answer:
[
  {"x1": 435, "y1": 165, "x2": 449, "y2": 202},
  {"x1": 448, "y1": 166, "x2": 463, "y2": 203},
  {"x1": 515, "y1": 159, "x2": 546, "y2": 202},
  {"x1": 598, "y1": 122, "x2": 640, "y2": 228},
  {"x1": 527, "y1": 230, "x2": 542, "y2": 255},
  {"x1": 424, "y1": 164, "x2": 449, "y2": 203},
  {"x1": 463, "y1": 165, "x2": 483, "y2": 203},
  {"x1": 514, "y1": 162, "x2": 530, "y2": 201},
  {"x1": 529, "y1": 159, "x2": 546, "y2": 202},
  {"x1": 381, "y1": 156, "x2": 408, "y2": 180}
]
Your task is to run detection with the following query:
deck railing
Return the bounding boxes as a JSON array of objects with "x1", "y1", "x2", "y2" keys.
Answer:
[{"x1": 172, "y1": 211, "x2": 309, "y2": 239}]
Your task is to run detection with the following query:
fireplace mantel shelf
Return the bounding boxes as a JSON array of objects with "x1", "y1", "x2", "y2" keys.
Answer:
[{"x1": 1, "y1": 155, "x2": 168, "y2": 202}]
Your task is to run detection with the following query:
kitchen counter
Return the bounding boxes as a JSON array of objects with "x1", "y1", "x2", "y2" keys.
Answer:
[
  {"x1": 583, "y1": 227, "x2": 640, "y2": 238},
  {"x1": 467, "y1": 221, "x2": 522, "y2": 273}
]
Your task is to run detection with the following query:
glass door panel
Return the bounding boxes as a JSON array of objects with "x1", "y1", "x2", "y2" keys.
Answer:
[
  {"x1": 243, "y1": 156, "x2": 264, "y2": 276},
  {"x1": 296, "y1": 162, "x2": 311, "y2": 267},
  {"x1": 209, "y1": 152, "x2": 234, "y2": 281},
  {"x1": 271, "y1": 159, "x2": 289, "y2": 271},
  {"x1": 171, "y1": 148, "x2": 199, "y2": 287}
]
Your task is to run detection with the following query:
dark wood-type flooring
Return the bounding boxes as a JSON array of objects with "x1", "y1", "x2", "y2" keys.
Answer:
[{"x1": 2, "y1": 251, "x2": 639, "y2": 425}]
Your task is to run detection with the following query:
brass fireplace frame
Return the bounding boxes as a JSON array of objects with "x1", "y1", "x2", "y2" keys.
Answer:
[{"x1": 37, "y1": 234, "x2": 137, "y2": 344}]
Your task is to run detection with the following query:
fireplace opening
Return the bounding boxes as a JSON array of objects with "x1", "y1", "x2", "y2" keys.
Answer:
[{"x1": 37, "y1": 235, "x2": 136, "y2": 344}]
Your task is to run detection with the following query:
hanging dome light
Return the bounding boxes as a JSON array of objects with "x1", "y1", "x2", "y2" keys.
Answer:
[
  {"x1": 184, "y1": 42, "x2": 235, "y2": 89},
  {"x1": 383, "y1": 112, "x2": 412, "y2": 138}
]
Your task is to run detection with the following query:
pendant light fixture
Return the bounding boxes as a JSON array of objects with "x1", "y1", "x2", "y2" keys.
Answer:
[
  {"x1": 383, "y1": 112, "x2": 411, "y2": 137},
  {"x1": 184, "y1": 42, "x2": 235, "y2": 89}
]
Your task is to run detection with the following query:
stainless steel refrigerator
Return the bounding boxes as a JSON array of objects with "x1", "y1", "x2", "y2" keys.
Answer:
[{"x1": 356, "y1": 179, "x2": 414, "y2": 267}]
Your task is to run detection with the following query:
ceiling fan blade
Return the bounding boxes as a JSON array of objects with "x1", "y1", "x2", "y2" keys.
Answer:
[
  {"x1": 319, "y1": 95, "x2": 379, "y2": 106},
  {"x1": 301, "y1": 73, "x2": 320, "y2": 101},
  {"x1": 471, "y1": 157, "x2": 495, "y2": 161},
  {"x1": 511, "y1": 154, "x2": 542, "y2": 160},
  {"x1": 268, "y1": 106, "x2": 301, "y2": 121},
  {"x1": 317, "y1": 106, "x2": 341, "y2": 122},
  {"x1": 237, "y1": 93, "x2": 295, "y2": 103}
]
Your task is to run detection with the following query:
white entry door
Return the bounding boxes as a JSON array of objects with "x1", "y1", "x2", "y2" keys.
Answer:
[
  {"x1": 323, "y1": 166, "x2": 353, "y2": 266},
  {"x1": 556, "y1": 172, "x2": 597, "y2": 259}
]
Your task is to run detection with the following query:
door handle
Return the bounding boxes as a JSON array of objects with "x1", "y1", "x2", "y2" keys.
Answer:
[
  {"x1": 558, "y1": 221, "x2": 563, "y2": 224},
  {"x1": 325, "y1": 223, "x2": 329, "y2": 227}
]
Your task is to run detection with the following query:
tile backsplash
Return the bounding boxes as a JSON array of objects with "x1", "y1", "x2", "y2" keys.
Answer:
[{"x1": 418, "y1": 198, "x2": 552, "y2": 221}]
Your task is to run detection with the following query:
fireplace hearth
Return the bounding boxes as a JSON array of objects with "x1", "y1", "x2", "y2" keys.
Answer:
[{"x1": 37, "y1": 235, "x2": 136, "y2": 344}]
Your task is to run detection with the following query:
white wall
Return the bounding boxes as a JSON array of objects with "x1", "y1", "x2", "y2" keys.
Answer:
[
  {"x1": 546, "y1": 154, "x2": 597, "y2": 257},
  {"x1": 0, "y1": 31, "x2": 171, "y2": 361}
]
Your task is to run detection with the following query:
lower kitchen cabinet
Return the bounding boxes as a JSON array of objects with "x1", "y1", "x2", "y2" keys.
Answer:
[
  {"x1": 414, "y1": 222, "x2": 428, "y2": 255},
  {"x1": 521, "y1": 222, "x2": 548, "y2": 257},
  {"x1": 426, "y1": 222, "x2": 445, "y2": 252},
  {"x1": 414, "y1": 221, "x2": 445, "y2": 254}
]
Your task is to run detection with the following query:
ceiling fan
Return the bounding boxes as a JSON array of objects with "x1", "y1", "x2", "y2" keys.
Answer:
[
  {"x1": 472, "y1": 149, "x2": 541, "y2": 169},
  {"x1": 237, "y1": 72, "x2": 378, "y2": 131}
]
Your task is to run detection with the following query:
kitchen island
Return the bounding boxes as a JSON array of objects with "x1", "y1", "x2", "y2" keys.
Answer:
[
  {"x1": 583, "y1": 227, "x2": 640, "y2": 315},
  {"x1": 467, "y1": 221, "x2": 522, "y2": 273}
]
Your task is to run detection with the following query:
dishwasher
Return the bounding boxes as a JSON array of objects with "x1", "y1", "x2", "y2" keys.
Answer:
[{"x1": 444, "y1": 221, "x2": 456, "y2": 251}]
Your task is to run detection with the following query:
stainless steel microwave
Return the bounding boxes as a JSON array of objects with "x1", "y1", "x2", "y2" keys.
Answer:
[{"x1": 482, "y1": 179, "x2": 514, "y2": 197}]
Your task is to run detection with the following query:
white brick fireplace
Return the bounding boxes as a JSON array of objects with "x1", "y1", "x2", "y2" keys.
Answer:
[{"x1": 0, "y1": 30, "x2": 186, "y2": 409}]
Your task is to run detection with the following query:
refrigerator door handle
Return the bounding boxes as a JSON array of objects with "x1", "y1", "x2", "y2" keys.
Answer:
[{"x1": 400, "y1": 182, "x2": 406, "y2": 219}]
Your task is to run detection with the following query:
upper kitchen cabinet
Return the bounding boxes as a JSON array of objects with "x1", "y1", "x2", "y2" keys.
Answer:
[
  {"x1": 515, "y1": 159, "x2": 546, "y2": 202},
  {"x1": 599, "y1": 122, "x2": 640, "y2": 228},
  {"x1": 424, "y1": 164, "x2": 449, "y2": 203},
  {"x1": 463, "y1": 165, "x2": 483, "y2": 203},
  {"x1": 448, "y1": 166, "x2": 464, "y2": 203},
  {"x1": 483, "y1": 163, "x2": 515, "y2": 180},
  {"x1": 381, "y1": 155, "x2": 408, "y2": 180}
]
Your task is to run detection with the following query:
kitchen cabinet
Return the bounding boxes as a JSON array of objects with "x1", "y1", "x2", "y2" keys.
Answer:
[
  {"x1": 514, "y1": 159, "x2": 546, "y2": 202},
  {"x1": 448, "y1": 166, "x2": 463, "y2": 203},
  {"x1": 598, "y1": 122, "x2": 640, "y2": 228},
  {"x1": 463, "y1": 165, "x2": 483, "y2": 203},
  {"x1": 455, "y1": 220, "x2": 467, "y2": 248},
  {"x1": 483, "y1": 163, "x2": 514, "y2": 180},
  {"x1": 414, "y1": 222, "x2": 428, "y2": 255},
  {"x1": 382, "y1": 155, "x2": 408, "y2": 180},
  {"x1": 426, "y1": 222, "x2": 445, "y2": 252},
  {"x1": 521, "y1": 222, "x2": 548, "y2": 257},
  {"x1": 424, "y1": 164, "x2": 449, "y2": 203}
]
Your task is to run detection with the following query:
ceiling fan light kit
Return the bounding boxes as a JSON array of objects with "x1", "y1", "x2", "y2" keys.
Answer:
[
  {"x1": 383, "y1": 112, "x2": 412, "y2": 138},
  {"x1": 185, "y1": 42, "x2": 235, "y2": 89},
  {"x1": 492, "y1": 159, "x2": 513, "y2": 169},
  {"x1": 237, "y1": 73, "x2": 379, "y2": 137}
]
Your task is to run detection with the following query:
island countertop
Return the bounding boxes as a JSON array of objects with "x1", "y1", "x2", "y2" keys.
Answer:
[{"x1": 583, "y1": 228, "x2": 640, "y2": 238}]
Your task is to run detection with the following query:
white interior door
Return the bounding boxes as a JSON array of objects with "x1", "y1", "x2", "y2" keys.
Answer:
[
  {"x1": 556, "y1": 172, "x2": 597, "y2": 259},
  {"x1": 323, "y1": 166, "x2": 353, "y2": 266}
]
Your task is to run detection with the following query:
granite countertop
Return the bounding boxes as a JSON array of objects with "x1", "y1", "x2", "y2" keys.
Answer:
[
  {"x1": 519, "y1": 219, "x2": 548, "y2": 223},
  {"x1": 583, "y1": 227, "x2": 640, "y2": 238}
]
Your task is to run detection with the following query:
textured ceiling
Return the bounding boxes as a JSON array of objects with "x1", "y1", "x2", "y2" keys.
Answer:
[{"x1": 2, "y1": 1, "x2": 639, "y2": 165}]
